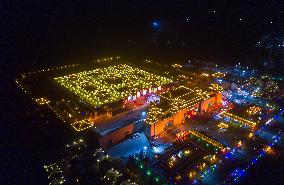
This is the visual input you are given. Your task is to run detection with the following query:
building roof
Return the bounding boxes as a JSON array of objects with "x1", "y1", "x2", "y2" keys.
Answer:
[
  {"x1": 146, "y1": 86, "x2": 209, "y2": 125},
  {"x1": 93, "y1": 109, "x2": 140, "y2": 136}
]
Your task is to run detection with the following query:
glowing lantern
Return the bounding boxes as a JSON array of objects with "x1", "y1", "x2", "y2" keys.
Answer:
[
  {"x1": 249, "y1": 133, "x2": 253, "y2": 138},
  {"x1": 265, "y1": 146, "x2": 271, "y2": 152},
  {"x1": 237, "y1": 141, "x2": 242, "y2": 147}
]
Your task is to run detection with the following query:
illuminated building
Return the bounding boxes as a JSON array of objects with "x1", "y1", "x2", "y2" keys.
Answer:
[{"x1": 145, "y1": 86, "x2": 222, "y2": 137}]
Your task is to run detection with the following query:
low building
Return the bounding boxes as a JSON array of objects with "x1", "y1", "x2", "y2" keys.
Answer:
[
  {"x1": 92, "y1": 109, "x2": 140, "y2": 149},
  {"x1": 98, "y1": 123, "x2": 134, "y2": 149}
]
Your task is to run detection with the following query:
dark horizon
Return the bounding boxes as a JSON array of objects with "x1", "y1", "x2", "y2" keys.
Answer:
[{"x1": 2, "y1": 1, "x2": 284, "y2": 74}]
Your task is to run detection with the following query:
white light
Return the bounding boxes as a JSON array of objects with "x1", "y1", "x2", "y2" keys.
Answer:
[{"x1": 153, "y1": 87, "x2": 157, "y2": 93}]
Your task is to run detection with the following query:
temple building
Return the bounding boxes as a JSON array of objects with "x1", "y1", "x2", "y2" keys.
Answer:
[{"x1": 145, "y1": 86, "x2": 222, "y2": 137}]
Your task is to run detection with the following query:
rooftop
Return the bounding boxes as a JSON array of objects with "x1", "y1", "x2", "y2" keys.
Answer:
[
  {"x1": 146, "y1": 86, "x2": 210, "y2": 125},
  {"x1": 93, "y1": 109, "x2": 140, "y2": 136}
]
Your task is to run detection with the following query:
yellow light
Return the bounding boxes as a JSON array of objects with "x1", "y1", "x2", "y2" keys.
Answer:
[
  {"x1": 201, "y1": 73, "x2": 209, "y2": 77},
  {"x1": 35, "y1": 98, "x2": 50, "y2": 105},
  {"x1": 217, "y1": 122, "x2": 228, "y2": 129},
  {"x1": 54, "y1": 64, "x2": 172, "y2": 107},
  {"x1": 265, "y1": 146, "x2": 271, "y2": 152},
  {"x1": 249, "y1": 133, "x2": 253, "y2": 138},
  {"x1": 189, "y1": 130, "x2": 224, "y2": 149},
  {"x1": 221, "y1": 112, "x2": 257, "y2": 128},
  {"x1": 172, "y1": 64, "x2": 182, "y2": 68}
]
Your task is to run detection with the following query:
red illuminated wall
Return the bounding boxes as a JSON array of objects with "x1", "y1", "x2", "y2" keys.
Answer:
[
  {"x1": 147, "y1": 93, "x2": 222, "y2": 137},
  {"x1": 200, "y1": 93, "x2": 222, "y2": 112},
  {"x1": 216, "y1": 92, "x2": 222, "y2": 103},
  {"x1": 149, "y1": 108, "x2": 188, "y2": 137}
]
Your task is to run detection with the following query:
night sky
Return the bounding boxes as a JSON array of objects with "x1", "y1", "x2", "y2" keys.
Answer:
[
  {"x1": 1, "y1": 1, "x2": 284, "y2": 185},
  {"x1": 2, "y1": 0, "x2": 284, "y2": 73}
]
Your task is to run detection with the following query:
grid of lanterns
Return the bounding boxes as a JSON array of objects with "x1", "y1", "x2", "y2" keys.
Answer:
[{"x1": 54, "y1": 64, "x2": 172, "y2": 107}]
